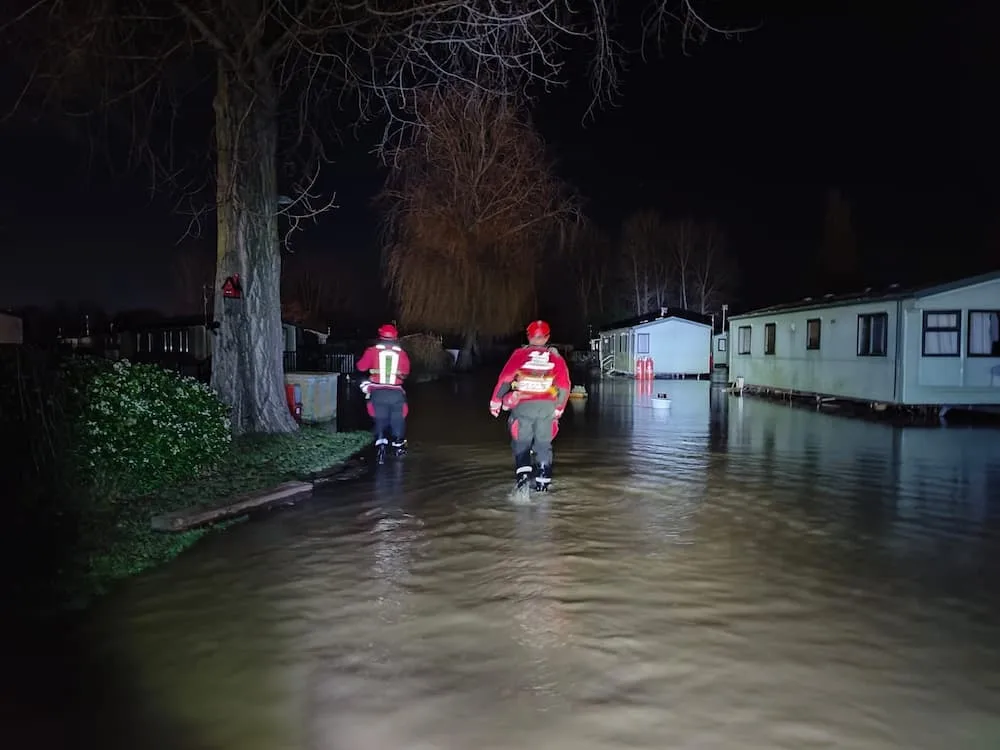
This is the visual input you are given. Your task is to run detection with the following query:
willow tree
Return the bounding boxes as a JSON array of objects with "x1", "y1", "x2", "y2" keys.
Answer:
[
  {"x1": 378, "y1": 88, "x2": 577, "y2": 366},
  {"x1": 2, "y1": 0, "x2": 758, "y2": 432}
]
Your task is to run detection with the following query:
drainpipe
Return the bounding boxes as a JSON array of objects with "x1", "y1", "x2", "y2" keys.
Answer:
[{"x1": 893, "y1": 299, "x2": 902, "y2": 403}]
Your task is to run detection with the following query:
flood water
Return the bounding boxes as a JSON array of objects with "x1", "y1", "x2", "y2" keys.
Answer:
[{"x1": 18, "y1": 376, "x2": 1000, "y2": 748}]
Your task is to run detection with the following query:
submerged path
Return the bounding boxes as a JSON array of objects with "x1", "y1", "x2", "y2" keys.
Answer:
[{"x1": 13, "y1": 376, "x2": 1000, "y2": 749}]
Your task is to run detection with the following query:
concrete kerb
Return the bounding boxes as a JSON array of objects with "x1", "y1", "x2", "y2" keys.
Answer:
[{"x1": 149, "y1": 445, "x2": 374, "y2": 533}]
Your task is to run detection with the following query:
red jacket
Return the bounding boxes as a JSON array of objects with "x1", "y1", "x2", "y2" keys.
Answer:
[
  {"x1": 491, "y1": 345, "x2": 571, "y2": 408},
  {"x1": 357, "y1": 341, "x2": 411, "y2": 389}
]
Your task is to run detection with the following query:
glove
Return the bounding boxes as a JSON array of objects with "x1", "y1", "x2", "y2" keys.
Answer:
[
  {"x1": 359, "y1": 380, "x2": 372, "y2": 396},
  {"x1": 501, "y1": 391, "x2": 520, "y2": 411},
  {"x1": 489, "y1": 399, "x2": 502, "y2": 418},
  {"x1": 554, "y1": 407, "x2": 564, "y2": 419}
]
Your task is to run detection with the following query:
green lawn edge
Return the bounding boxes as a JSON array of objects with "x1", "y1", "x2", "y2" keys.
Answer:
[{"x1": 71, "y1": 427, "x2": 371, "y2": 607}]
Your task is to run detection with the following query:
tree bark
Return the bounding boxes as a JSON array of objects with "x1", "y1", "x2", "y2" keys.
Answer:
[{"x1": 210, "y1": 56, "x2": 297, "y2": 435}]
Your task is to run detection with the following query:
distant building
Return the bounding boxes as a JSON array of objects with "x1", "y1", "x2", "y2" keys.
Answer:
[
  {"x1": 56, "y1": 313, "x2": 114, "y2": 353},
  {"x1": 116, "y1": 315, "x2": 352, "y2": 379},
  {"x1": 726, "y1": 270, "x2": 1000, "y2": 409},
  {"x1": 597, "y1": 308, "x2": 713, "y2": 378},
  {"x1": 0, "y1": 312, "x2": 23, "y2": 345},
  {"x1": 118, "y1": 315, "x2": 214, "y2": 362},
  {"x1": 712, "y1": 332, "x2": 728, "y2": 369}
]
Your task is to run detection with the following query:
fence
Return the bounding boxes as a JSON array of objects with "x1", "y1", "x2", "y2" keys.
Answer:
[{"x1": 283, "y1": 351, "x2": 356, "y2": 373}]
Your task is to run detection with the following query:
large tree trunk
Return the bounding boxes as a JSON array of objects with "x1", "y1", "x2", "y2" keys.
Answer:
[{"x1": 210, "y1": 57, "x2": 297, "y2": 435}]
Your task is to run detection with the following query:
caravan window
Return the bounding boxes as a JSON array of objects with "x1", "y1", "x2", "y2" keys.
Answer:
[
  {"x1": 921, "y1": 310, "x2": 961, "y2": 357},
  {"x1": 763, "y1": 323, "x2": 776, "y2": 355},
  {"x1": 857, "y1": 312, "x2": 888, "y2": 357},
  {"x1": 636, "y1": 333, "x2": 650, "y2": 354},
  {"x1": 806, "y1": 318, "x2": 821, "y2": 350},
  {"x1": 737, "y1": 326, "x2": 751, "y2": 355},
  {"x1": 967, "y1": 311, "x2": 1000, "y2": 357}
]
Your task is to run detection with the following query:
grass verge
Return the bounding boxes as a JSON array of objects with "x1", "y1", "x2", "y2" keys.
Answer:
[{"x1": 70, "y1": 427, "x2": 371, "y2": 608}]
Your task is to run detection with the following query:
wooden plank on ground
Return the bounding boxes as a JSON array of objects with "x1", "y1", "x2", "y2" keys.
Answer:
[{"x1": 150, "y1": 481, "x2": 314, "y2": 532}]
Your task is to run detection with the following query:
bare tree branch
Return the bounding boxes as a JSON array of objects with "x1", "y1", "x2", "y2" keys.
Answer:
[
  {"x1": 612, "y1": 211, "x2": 736, "y2": 316},
  {"x1": 642, "y1": 0, "x2": 763, "y2": 60},
  {"x1": 619, "y1": 208, "x2": 673, "y2": 315},
  {"x1": 565, "y1": 217, "x2": 613, "y2": 326},
  {"x1": 0, "y1": 0, "x2": 760, "y2": 432},
  {"x1": 664, "y1": 216, "x2": 695, "y2": 309},
  {"x1": 685, "y1": 219, "x2": 735, "y2": 314},
  {"x1": 3, "y1": 0, "x2": 762, "y2": 235},
  {"x1": 664, "y1": 216, "x2": 734, "y2": 314},
  {"x1": 280, "y1": 252, "x2": 360, "y2": 325},
  {"x1": 171, "y1": 244, "x2": 215, "y2": 315}
]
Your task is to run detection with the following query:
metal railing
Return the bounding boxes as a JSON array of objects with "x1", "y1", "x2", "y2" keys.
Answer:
[
  {"x1": 283, "y1": 351, "x2": 356, "y2": 373},
  {"x1": 323, "y1": 353, "x2": 356, "y2": 373}
]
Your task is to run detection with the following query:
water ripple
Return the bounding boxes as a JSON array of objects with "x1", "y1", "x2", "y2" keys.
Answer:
[{"x1": 50, "y1": 377, "x2": 1000, "y2": 749}]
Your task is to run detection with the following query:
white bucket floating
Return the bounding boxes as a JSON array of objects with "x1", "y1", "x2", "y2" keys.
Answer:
[{"x1": 651, "y1": 393, "x2": 672, "y2": 409}]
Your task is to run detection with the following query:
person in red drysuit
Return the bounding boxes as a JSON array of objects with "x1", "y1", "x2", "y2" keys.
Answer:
[
  {"x1": 489, "y1": 320, "x2": 571, "y2": 492},
  {"x1": 357, "y1": 323, "x2": 411, "y2": 461}
]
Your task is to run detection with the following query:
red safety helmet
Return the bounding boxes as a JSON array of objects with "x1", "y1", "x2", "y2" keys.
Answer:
[
  {"x1": 526, "y1": 320, "x2": 550, "y2": 339},
  {"x1": 377, "y1": 323, "x2": 398, "y2": 340}
]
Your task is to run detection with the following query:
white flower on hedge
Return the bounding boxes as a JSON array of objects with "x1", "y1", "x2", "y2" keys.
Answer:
[{"x1": 80, "y1": 362, "x2": 230, "y2": 489}]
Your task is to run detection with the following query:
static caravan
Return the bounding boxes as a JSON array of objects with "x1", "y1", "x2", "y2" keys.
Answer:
[
  {"x1": 597, "y1": 308, "x2": 712, "y2": 378},
  {"x1": 727, "y1": 270, "x2": 1000, "y2": 408},
  {"x1": 712, "y1": 332, "x2": 729, "y2": 369}
]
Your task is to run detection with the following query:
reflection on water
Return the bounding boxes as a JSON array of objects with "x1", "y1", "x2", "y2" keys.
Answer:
[{"x1": 34, "y1": 377, "x2": 1000, "y2": 747}]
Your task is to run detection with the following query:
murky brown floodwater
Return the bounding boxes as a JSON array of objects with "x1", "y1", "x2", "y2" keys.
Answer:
[{"x1": 32, "y1": 377, "x2": 1000, "y2": 748}]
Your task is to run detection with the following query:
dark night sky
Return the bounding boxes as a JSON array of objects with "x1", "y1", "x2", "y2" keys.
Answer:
[{"x1": 1, "y1": 1, "x2": 997, "y2": 315}]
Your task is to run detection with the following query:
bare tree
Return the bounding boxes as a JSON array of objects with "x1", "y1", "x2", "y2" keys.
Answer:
[
  {"x1": 618, "y1": 209, "x2": 673, "y2": 315},
  {"x1": 2, "y1": 1, "x2": 758, "y2": 432},
  {"x1": 280, "y1": 274, "x2": 323, "y2": 327},
  {"x1": 819, "y1": 187, "x2": 858, "y2": 280},
  {"x1": 280, "y1": 254, "x2": 359, "y2": 326},
  {"x1": 172, "y1": 246, "x2": 215, "y2": 316},
  {"x1": 378, "y1": 86, "x2": 577, "y2": 368},
  {"x1": 664, "y1": 217, "x2": 734, "y2": 314},
  {"x1": 687, "y1": 221, "x2": 734, "y2": 314},
  {"x1": 565, "y1": 218, "x2": 613, "y2": 327},
  {"x1": 663, "y1": 217, "x2": 698, "y2": 309}
]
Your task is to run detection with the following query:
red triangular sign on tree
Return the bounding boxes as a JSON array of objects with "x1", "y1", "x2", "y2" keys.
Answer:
[{"x1": 222, "y1": 274, "x2": 242, "y2": 299}]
